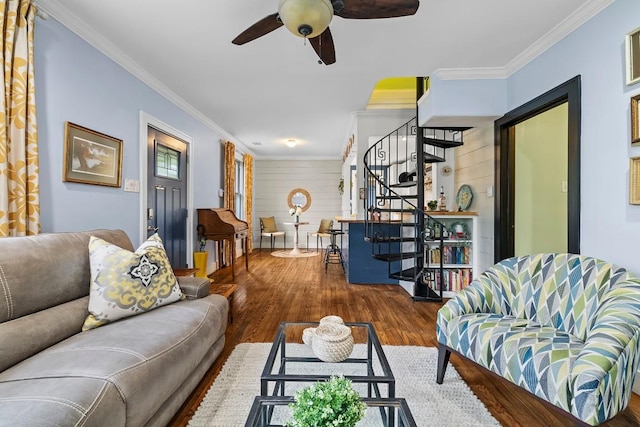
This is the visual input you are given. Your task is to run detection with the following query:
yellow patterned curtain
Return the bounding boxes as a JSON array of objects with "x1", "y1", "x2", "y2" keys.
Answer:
[
  {"x1": 0, "y1": 0, "x2": 39, "y2": 236},
  {"x1": 223, "y1": 141, "x2": 235, "y2": 211},
  {"x1": 222, "y1": 141, "x2": 235, "y2": 265},
  {"x1": 243, "y1": 153, "x2": 253, "y2": 253}
]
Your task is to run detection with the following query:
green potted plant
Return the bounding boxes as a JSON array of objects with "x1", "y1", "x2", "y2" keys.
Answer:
[
  {"x1": 287, "y1": 376, "x2": 366, "y2": 427},
  {"x1": 427, "y1": 200, "x2": 438, "y2": 211}
]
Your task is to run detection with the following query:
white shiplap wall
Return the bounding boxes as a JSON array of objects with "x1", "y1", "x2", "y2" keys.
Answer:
[
  {"x1": 454, "y1": 125, "x2": 495, "y2": 275},
  {"x1": 254, "y1": 160, "x2": 343, "y2": 249}
]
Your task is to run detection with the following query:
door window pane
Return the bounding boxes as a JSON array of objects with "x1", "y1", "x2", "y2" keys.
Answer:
[{"x1": 156, "y1": 144, "x2": 180, "y2": 179}]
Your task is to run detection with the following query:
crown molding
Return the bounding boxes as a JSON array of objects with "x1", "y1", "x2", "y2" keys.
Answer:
[
  {"x1": 255, "y1": 155, "x2": 343, "y2": 161},
  {"x1": 433, "y1": 0, "x2": 614, "y2": 80},
  {"x1": 433, "y1": 67, "x2": 508, "y2": 80},
  {"x1": 503, "y1": 0, "x2": 614, "y2": 76},
  {"x1": 36, "y1": 0, "x2": 254, "y2": 156}
]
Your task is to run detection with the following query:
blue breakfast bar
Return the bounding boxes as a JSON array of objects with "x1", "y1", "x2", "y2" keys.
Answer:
[{"x1": 335, "y1": 217, "x2": 399, "y2": 285}]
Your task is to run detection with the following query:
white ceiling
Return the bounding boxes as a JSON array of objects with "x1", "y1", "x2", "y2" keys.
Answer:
[{"x1": 37, "y1": 0, "x2": 604, "y2": 159}]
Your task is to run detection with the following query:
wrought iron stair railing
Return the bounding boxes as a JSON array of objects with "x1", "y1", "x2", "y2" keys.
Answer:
[{"x1": 362, "y1": 116, "x2": 466, "y2": 301}]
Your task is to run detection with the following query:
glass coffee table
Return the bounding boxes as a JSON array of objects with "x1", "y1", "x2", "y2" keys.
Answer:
[
  {"x1": 260, "y1": 321, "x2": 395, "y2": 399},
  {"x1": 245, "y1": 396, "x2": 417, "y2": 427}
]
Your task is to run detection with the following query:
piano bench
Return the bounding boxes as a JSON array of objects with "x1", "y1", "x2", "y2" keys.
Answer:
[{"x1": 210, "y1": 283, "x2": 238, "y2": 324}]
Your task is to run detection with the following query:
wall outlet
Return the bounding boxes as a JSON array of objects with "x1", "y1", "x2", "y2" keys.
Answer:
[{"x1": 124, "y1": 179, "x2": 140, "y2": 193}]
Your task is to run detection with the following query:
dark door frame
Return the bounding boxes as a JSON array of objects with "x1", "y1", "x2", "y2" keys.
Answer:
[{"x1": 494, "y1": 75, "x2": 581, "y2": 262}]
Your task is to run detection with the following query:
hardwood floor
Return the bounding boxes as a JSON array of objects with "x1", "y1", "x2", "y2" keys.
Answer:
[{"x1": 169, "y1": 250, "x2": 640, "y2": 426}]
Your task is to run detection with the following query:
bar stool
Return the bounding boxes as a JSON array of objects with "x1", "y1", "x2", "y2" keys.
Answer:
[{"x1": 324, "y1": 229, "x2": 345, "y2": 273}]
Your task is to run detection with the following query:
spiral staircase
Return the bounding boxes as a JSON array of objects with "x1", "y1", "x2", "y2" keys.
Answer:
[{"x1": 362, "y1": 89, "x2": 468, "y2": 301}]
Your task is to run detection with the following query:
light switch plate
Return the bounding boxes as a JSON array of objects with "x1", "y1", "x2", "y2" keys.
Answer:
[
  {"x1": 124, "y1": 179, "x2": 140, "y2": 193},
  {"x1": 487, "y1": 185, "x2": 494, "y2": 198}
]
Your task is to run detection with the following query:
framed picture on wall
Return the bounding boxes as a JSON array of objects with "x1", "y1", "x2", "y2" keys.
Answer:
[
  {"x1": 626, "y1": 26, "x2": 640, "y2": 85},
  {"x1": 63, "y1": 122, "x2": 123, "y2": 187},
  {"x1": 630, "y1": 156, "x2": 640, "y2": 205},
  {"x1": 632, "y1": 94, "x2": 640, "y2": 145}
]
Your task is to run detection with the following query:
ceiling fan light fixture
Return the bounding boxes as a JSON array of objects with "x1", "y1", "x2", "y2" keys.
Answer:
[
  {"x1": 297, "y1": 24, "x2": 312, "y2": 37},
  {"x1": 278, "y1": 0, "x2": 333, "y2": 39}
]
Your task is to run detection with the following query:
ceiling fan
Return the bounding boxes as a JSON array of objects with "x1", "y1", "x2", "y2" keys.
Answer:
[{"x1": 232, "y1": 0, "x2": 420, "y2": 65}]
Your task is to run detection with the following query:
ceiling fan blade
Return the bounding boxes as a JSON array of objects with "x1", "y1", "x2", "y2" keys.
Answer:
[
  {"x1": 232, "y1": 13, "x2": 283, "y2": 45},
  {"x1": 309, "y1": 28, "x2": 336, "y2": 65},
  {"x1": 335, "y1": 0, "x2": 419, "y2": 19}
]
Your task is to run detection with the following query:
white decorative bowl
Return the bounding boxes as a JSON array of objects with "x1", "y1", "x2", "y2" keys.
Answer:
[
  {"x1": 311, "y1": 323, "x2": 354, "y2": 362},
  {"x1": 319, "y1": 315, "x2": 344, "y2": 325},
  {"x1": 302, "y1": 327, "x2": 316, "y2": 345}
]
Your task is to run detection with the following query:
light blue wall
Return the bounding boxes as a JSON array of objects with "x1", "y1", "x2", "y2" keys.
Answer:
[
  {"x1": 35, "y1": 1, "x2": 640, "y2": 273},
  {"x1": 35, "y1": 18, "x2": 225, "y2": 246},
  {"x1": 507, "y1": 0, "x2": 640, "y2": 272}
]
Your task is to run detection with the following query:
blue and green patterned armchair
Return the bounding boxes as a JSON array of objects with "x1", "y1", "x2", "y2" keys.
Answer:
[{"x1": 436, "y1": 253, "x2": 640, "y2": 426}]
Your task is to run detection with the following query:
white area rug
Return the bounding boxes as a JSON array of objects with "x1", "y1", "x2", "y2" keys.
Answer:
[
  {"x1": 188, "y1": 343, "x2": 500, "y2": 426},
  {"x1": 270, "y1": 250, "x2": 320, "y2": 258}
]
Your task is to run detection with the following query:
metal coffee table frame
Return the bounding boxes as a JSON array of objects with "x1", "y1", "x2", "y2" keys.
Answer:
[
  {"x1": 260, "y1": 322, "x2": 395, "y2": 399},
  {"x1": 245, "y1": 396, "x2": 417, "y2": 427}
]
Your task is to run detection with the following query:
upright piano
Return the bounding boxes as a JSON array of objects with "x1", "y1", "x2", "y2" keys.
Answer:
[{"x1": 197, "y1": 208, "x2": 249, "y2": 279}]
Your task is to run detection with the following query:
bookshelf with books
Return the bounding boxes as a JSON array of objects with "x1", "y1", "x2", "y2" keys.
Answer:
[{"x1": 423, "y1": 212, "x2": 478, "y2": 298}]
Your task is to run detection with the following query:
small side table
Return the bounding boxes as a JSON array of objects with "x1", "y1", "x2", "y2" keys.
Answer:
[{"x1": 210, "y1": 283, "x2": 238, "y2": 324}]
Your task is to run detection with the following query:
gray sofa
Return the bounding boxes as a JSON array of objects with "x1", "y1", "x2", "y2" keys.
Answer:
[{"x1": 0, "y1": 229, "x2": 229, "y2": 426}]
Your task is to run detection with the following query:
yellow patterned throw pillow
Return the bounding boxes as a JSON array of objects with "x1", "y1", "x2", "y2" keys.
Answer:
[{"x1": 82, "y1": 233, "x2": 185, "y2": 331}]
